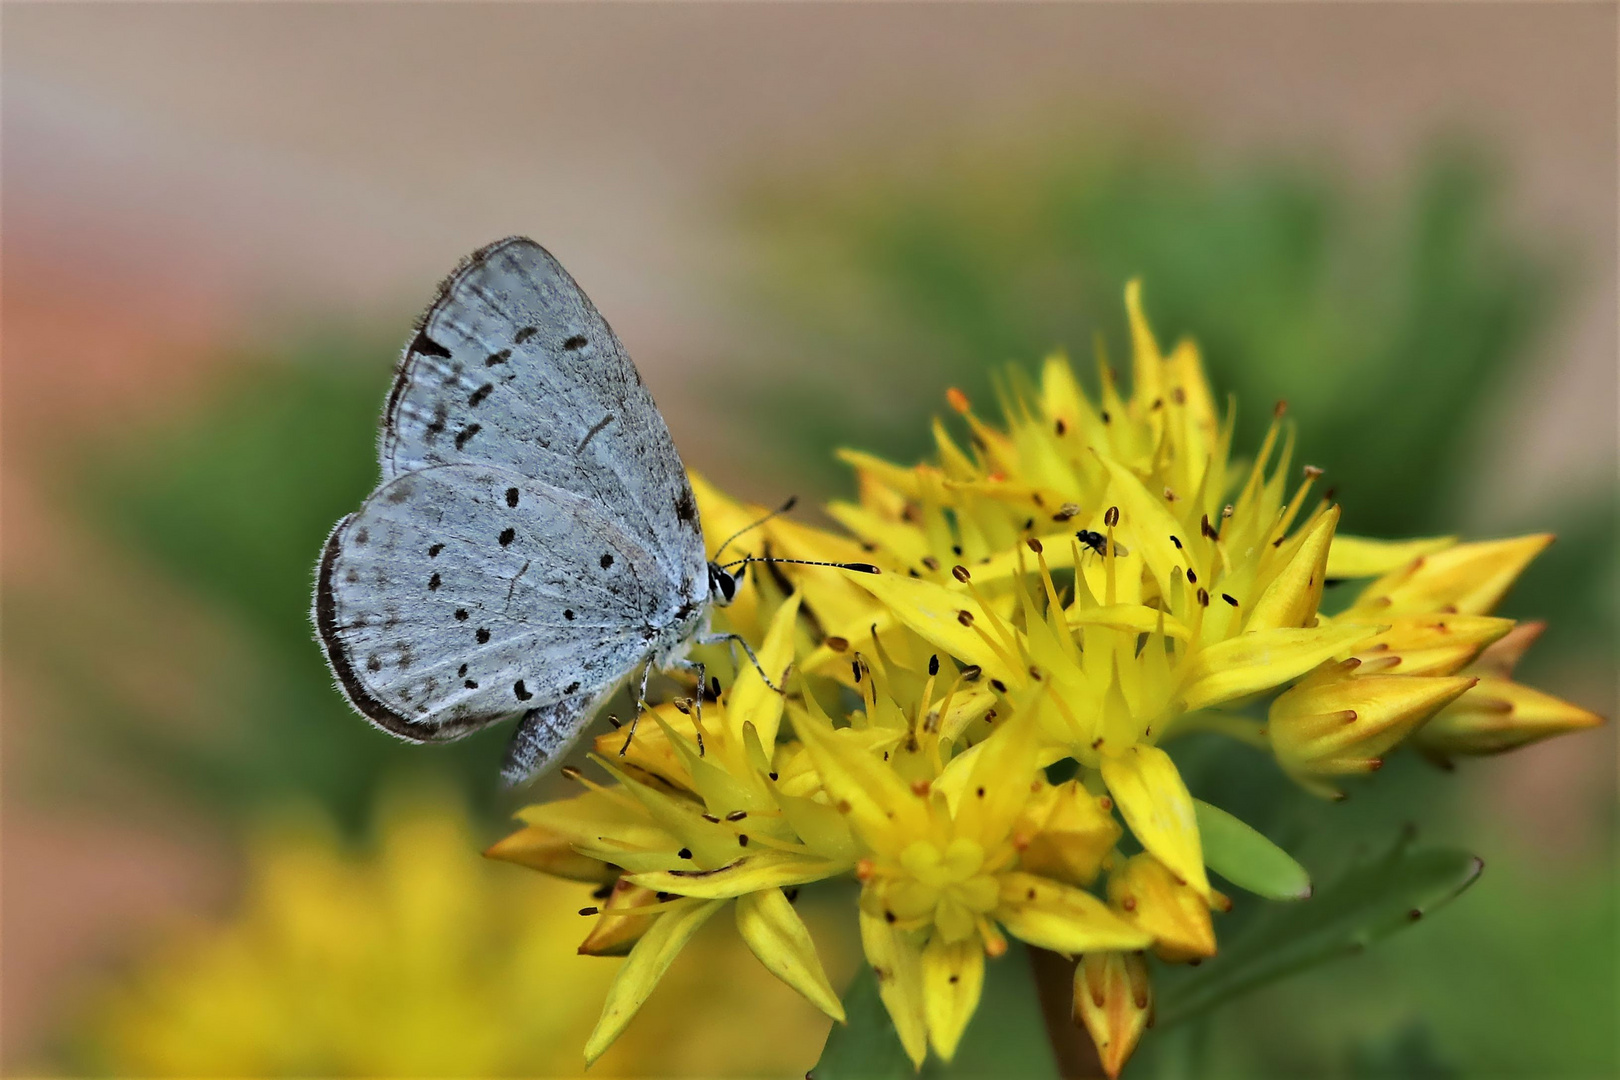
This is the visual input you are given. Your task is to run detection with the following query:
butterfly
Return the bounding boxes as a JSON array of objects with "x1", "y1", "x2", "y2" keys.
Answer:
[{"x1": 313, "y1": 238, "x2": 873, "y2": 782}]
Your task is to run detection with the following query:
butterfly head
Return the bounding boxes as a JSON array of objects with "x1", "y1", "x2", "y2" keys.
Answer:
[{"x1": 707, "y1": 561, "x2": 745, "y2": 607}]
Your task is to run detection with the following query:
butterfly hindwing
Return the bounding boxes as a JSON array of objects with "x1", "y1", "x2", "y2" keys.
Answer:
[{"x1": 315, "y1": 463, "x2": 677, "y2": 742}]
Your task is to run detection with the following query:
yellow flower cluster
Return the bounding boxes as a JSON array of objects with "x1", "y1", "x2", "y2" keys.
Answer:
[
  {"x1": 80, "y1": 789, "x2": 840, "y2": 1078},
  {"x1": 492, "y1": 284, "x2": 1600, "y2": 1075}
]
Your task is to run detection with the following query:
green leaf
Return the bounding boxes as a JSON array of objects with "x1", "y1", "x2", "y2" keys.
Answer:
[
  {"x1": 1194, "y1": 798, "x2": 1312, "y2": 901},
  {"x1": 812, "y1": 940, "x2": 1059, "y2": 1080},
  {"x1": 1155, "y1": 830, "x2": 1483, "y2": 1028}
]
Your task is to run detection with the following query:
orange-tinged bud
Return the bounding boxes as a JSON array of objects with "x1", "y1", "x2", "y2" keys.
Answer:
[
  {"x1": 946, "y1": 387, "x2": 972, "y2": 414},
  {"x1": 1470, "y1": 620, "x2": 1546, "y2": 678},
  {"x1": 484, "y1": 825, "x2": 617, "y2": 884},
  {"x1": 1415, "y1": 675, "x2": 1604, "y2": 758},
  {"x1": 577, "y1": 880, "x2": 660, "y2": 956},
  {"x1": 1075, "y1": 951, "x2": 1153, "y2": 1080},
  {"x1": 1017, "y1": 780, "x2": 1122, "y2": 887},
  {"x1": 1107, "y1": 853, "x2": 1216, "y2": 963}
]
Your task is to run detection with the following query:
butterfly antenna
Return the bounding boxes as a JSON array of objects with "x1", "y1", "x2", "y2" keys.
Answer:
[
  {"x1": 720, "y1": 555, "x2": 881, "y2": 574},
  {"x1": 713, "y1": 496, "x2": 799, "y2": 563}
]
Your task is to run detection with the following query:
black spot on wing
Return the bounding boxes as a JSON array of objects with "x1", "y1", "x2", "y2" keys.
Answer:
[
  {"x1": 514, "y1": 326, "x2": 538, "y2": 344},
  {"x1": 675, "y1": 489, "x2": 698, "y2": 526},
  {"x1": 600, "y1": 552, "x2": 614, "y2": 569},
  {"x1": 409, "y1": 330, "x2": 453, "y2": 360},
  {"x1": 476, "y1": 627, "x2": 491, "y2": 644},
  {"x1": 499, "y1": 527, "x2": 516, "y2": 547},
  {"x1": 454, "y1": 424, "x2": 481, "y2": 450},
  {"x1": 514, "y1": 680, "x2": 533, "y2": 701},
  {"x1": 563, "y1": 334, "x2": 588, "y2": 350},
  {"x1": 486, "y1": 349, "x2": 511, "y2": 367},
  {"x1": 468, "y1": 383, "x2": 494, "y2": 407},
  {"x1": 428, "y1": 543, "x2": 444, "y2": 558},
  {"x1": 505, "y1": 487, "x2": 520, "y2": 508}
]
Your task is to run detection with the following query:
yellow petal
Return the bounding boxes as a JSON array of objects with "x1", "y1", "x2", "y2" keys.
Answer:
[
  {"x1": 1179, "y1": 622, "x2": 1379, "y2": 711},
  {"x1": 735, "y1": 887, "x2": 845, "y2": 1022},
  {"x1": 860, "y1": 909, "x2": 929, "y2": 1069},
  {"x1": 1098, "y1": 744, "x2": 1210, "y2": 899},
  {"x1": 587, "y1": 755, "x2": 737, "y2": 867},
  {"x1": 791, "y1": 708, "x2": 928, "y2": 856},
  {"x1": 1125, "y1": 279, "x2": 1165, "y2": 409},
  {"x1": 851, "y1": 572, "x2": 1015, "y2": 682},
  {"x1": 1350, "y1": 534, "x2": 1553, "y2": 617},
  {"x1": 1097, "y1": 457, "x2": 1187, "y2": 600},
  {"x1": 1326, "y1": 534, "x2": 1457, "y2": 579},
  {"x1": 724, "y1": 593, "x2": 802, "y2": 754},
  {"x1": 498, "y1": 788, "x2": 672, "y2": 880},
  {"x1": 1075, "y1": 952, "x2": 1152, "y2": 1080},
  {"x1": 922, "y1": 935, "x2": 985, "y2": 1062},
  {"x1": 836, "y1": 449, "x2": 933, "y2": 501},
  {"x1": 947, "y1": 709, "x2": 1042, "y2": 850},
  {"x1": 1067, "y1": 603, "x2": 1192, "y2": 640},
  {"x1": 1245, "y1": 506, "x2": 1338, "y2": 632},
  {"x1": 775, "y1": 791, "x2": 860, "y2": 864},
  {"x1": 996, "y1": 872, "x2": 1152, "y2": 955},
  {"x1": 1415, "y1": 675, "x2": 1604, "y2": 758},
  {"x1": 584, "y1": 896, "x2": 726, "y2": 1063},
  {"x1": 628, "y1": 850, "x2": 850, "y2": 900},
  {"x1": 1107, "y1": 853, "x2": 1215, "y2": 963}
]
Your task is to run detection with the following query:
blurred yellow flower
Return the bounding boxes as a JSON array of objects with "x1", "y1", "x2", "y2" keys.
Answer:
[
  {"x1": 494, "y1": 282, "x2": 1602, "y2": 1076},
  {"x1": 80, "y1": 787, "x2": 846, "y2": 1078}
]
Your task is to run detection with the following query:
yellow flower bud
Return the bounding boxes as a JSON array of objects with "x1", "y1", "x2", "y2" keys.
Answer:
[
  {"x1": 577, "y1": 880, "x2": 660, "y2": 957},
  {"x1": 1017, "y1": 780, "x2": 1122, "y2": 886},
  {"x1": 1269, "y1": 659, "x2": 1476, "y2": 798},
  {"x1": 483, "y1": 823, "x2": 617, "y2": 884},
  {"x1": 1415, "y1": 675, "x2": 1603, "y2": 758},
  {"x1": 1075, "y1": 951, "x2": 1153, "y2": 1080},
  {"x1": 1106, "y1": 853, "x2": 1215, "y2": 963}
]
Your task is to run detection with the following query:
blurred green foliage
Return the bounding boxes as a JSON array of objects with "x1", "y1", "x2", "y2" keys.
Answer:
[{"x1": 738, "y1": 129, "x2": 1562, "y2": 529}]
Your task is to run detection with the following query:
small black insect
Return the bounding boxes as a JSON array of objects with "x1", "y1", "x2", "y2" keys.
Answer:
[{"x1": 1075, "y1": 529, "x2": 1130, "y2": 559}]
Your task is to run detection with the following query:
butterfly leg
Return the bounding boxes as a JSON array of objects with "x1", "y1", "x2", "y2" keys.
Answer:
[
  {"x1": 677, "y1": 658, "x2": 707, "y2": 757},
  {"x1": 699, "y1": 633, "x2": 785, "y2": 694},
  {"x1": 619, "y1": 659, "x2": 655, "y2": 756}
]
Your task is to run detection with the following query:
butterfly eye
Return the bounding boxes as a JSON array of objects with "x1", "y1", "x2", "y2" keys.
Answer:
[{"x1": 717, "y1": 571, "x2": 738, "y2": 604}]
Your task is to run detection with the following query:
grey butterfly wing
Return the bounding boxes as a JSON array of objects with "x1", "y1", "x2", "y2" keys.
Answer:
[
  {"x1": 315, "y1": 463, "x2": 685, "y2": 755},
  {"x1": 381, "y1": 236, "x2": 705, "y2": 591}
]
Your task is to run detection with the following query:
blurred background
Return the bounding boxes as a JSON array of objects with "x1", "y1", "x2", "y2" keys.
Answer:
[{"x1": 3, "y1": 5, "x2": 1615, "y2": 1077}]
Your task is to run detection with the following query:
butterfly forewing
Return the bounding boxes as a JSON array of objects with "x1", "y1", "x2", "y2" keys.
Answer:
[
  {"x1": 318, "y1": 464, "x2": 677, "y2": 740},
  {"x1": 381, "y1": 237, "x2": 705, "y2": 589}
]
